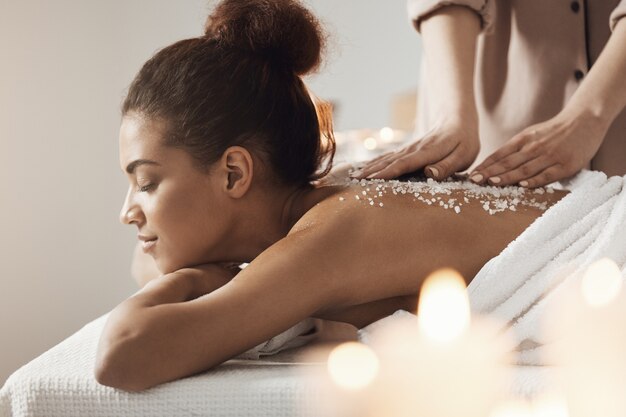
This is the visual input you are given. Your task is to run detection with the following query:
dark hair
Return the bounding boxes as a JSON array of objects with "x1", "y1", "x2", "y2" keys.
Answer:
[{"x1": 122, "y1": 0, "x2": 335, "y2": 186}]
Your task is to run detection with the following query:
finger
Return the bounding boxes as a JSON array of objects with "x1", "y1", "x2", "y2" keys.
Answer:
[
  {"x1": 352, "y1": 149, "x2": 401, "y2": 177},
  {"x1": 367, "y1": 150, "x2": 438, "y2": 180},
  {"x1": 519, "y1": 165, "x2": 564, "y2": 188},
  {"x1": 354, "y1": 151, "x2": 403, "y2": 178},
  {"x1": 474, "y1": 151, "x2": 534, "y2": 183},
  {"x1": 365, "y1": 149, "x2": 397, "y2": 166},
  {"x1": 472, "y1": 138, "x2": 525, "y2": 175},
  {"x1": 486, "y1": 157, "x2": 550, "y2": 186},
  {"x1": 425, "y1": 143, "x2": 475, "y2": 180}
]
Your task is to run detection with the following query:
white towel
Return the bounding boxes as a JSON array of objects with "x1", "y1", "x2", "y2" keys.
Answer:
[
  {"x1": 236, "y1": 319, "x2": 319, "y2": 359},
  {"x1": 357, "y1": 171, "x2": 626, "y2": 397},
  {"x1": 467, "y1": 170, "x2": 626, "y2": 365}
]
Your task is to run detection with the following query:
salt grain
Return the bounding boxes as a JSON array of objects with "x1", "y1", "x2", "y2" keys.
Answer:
[{"x1": 343, "y1": 175, "x2": 554, "y2": 215}]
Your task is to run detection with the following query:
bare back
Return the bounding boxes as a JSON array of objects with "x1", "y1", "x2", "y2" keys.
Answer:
[{"x1": 289, "y1": 178, "x2": 568, "y2": 326}]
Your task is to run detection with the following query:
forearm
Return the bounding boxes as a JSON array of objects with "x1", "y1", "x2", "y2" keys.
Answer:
[
  {"x1": 564, "y1": 18, "x2": 626, "y2": 128},
  {"x1": 96, "y1": 269, "x2": 233, "y2": 390},
  {"x1": 128, "y1": 263, "x2": 238, "y2": 307},
  {"x1": 420, "y1": 5, "x2": 481, "y2": 119},
  {"x1": 130, "y1": 271, "x2": 197, "y2": 306},
  {"x1": 96, "y1": 298, "x2": 199, "y2": 391}
]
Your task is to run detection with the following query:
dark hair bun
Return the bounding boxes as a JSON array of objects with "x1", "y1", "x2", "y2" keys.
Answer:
[{"x1": 205, "y1": 0, "x2": 325, "y2": 76}]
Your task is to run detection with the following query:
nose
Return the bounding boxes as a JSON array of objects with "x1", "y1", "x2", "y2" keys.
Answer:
[{"x1": 119, "y1": 188, "x2": 144, "y2": 226}]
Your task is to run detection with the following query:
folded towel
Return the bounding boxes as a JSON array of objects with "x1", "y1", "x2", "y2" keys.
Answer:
[
  {"x1": 237, "y1": 319, "x2": 319, "y2": 359},
  {"x1": 467, "y1": 170, "x2": 626, "y2": 365}
]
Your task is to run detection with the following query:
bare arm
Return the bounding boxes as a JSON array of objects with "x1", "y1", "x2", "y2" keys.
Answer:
[
  {"x1": 470, "y1": 18, "x2": 626, "y2": 187},
  {"x1": 563, "y1": 18, "x2": 626, "y2": 128},
  {"x1": 95, "y1": 237, "x2": 341, "y2": 392},
  {"x1": 355, "y1": 5, "x2": 481, "y2": 180},
  {"x1": 419, "y1": 5, "x2": 481, "y2": 123}
]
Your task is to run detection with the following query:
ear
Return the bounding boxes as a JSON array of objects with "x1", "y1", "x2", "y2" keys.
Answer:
[{"x1": 218, "y1": 146, "x2": 254, "y2": 198}]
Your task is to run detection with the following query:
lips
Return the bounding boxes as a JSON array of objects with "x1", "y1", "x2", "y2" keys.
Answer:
[{"x1": 138, "y1": 234, "x2": 158, "y2": 252}]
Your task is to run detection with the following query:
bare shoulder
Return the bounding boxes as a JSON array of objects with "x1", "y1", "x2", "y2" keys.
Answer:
[{"x1": 289, "y1": 184, "x2": 372, "y2": 235}]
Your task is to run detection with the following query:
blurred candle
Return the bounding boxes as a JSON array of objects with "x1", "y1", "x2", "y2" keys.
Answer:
[
  {"x1": 304, "y1": 341, "x2": 380, "y2": 417},
  {"x1": 367, "y1": 268, "x2": 513, "y2": 417},
  {"x1": 418, "y1": 269, "x2": 470, "y2": 343},
  {"x1": 327, "y1": 342, "x2": 379, "y2": 390},
  {"x1": 379, "y1": 127, "x2": 394, "y2": 143},
  {"x1": 490, "y1": 395, "x2": 569, "y2": 417},
  {"x1": 489, "y1": 399, "x2": 534, "y2": 417},
  {"x1": 531, "y1": 394, "x2": 569, "y2": 417},
  {"x1": 546, "y1": 258, "x2": 626, "y2": 417},
  {"x1": 363, "y1": 136, "x2": 378, "y2": 151}
]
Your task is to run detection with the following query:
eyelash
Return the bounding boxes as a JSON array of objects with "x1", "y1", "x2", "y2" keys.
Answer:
[{"x1": 138, "y1": 184, "x2": 155, "y2": 193}]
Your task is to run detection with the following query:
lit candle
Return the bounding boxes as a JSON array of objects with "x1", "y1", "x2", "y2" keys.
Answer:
[
  {"x1": 366, "y1": 268, "x2": 514, "y2": 417},
  {"x1": 327, "y1": 342, "x2": 379, "y2": 391},
  {"x1": 379, "y1": 127, "x2": 395, "y2": 143},
  {"x1": 489, "y1": 398, "x2": 534, "y2": 417},
  {"x1": 304, "y1": 341, "x2": 380, "y2": 417},
  {"x1": 363, "y1": 136, "x2": 378, "y2": 151},
  {"x1": 546, "y1": 258, "x2": 626, "y2": 417}
]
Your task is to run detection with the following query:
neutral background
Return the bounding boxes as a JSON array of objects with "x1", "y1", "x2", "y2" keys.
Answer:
[{"x1": 0, "y1": 0, "x2": 420, "y2": 385}]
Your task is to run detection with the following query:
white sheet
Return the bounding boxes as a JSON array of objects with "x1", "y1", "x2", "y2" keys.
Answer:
[
  {"x1": 1, "y1": 311, "x2": 549, "y2": 417},
  {"x1": 0, "y1": 314, "x2": 327, "y2": 417}
]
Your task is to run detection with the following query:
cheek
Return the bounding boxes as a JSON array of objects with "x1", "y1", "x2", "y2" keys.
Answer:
[
  {"x1": 152, "y1": 189, "x2": 198, "y2": 240},
  {"x1": 151, "y1": 187, "x2": 219, "y2": 266}
]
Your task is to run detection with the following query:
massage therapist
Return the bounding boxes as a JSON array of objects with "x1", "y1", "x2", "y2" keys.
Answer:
[{"x1": 353, "y1": 0, "x2": 626, "y2": 187}]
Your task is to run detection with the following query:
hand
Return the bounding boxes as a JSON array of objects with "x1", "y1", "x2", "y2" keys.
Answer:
[
  {"x1": 469, "y1": 110, "x2": 608, "y2": 188},
  {"x1": 350, "y1": 119, "x2": 480, "y2": 180},
  {"x1": 131, "y1": 242, "x2": 162, "y2": 288},
  {"x1": 170, "y1": 263, "x2": 240, "y2": 300}
]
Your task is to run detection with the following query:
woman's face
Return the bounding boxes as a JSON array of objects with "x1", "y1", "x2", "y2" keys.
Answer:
[{"x1": 118, "y1": 114, "x2": 231, "y2": 274}]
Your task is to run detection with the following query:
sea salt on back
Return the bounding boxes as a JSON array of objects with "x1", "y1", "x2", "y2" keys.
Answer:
[{"x1": 344, "y1": 176, "x2": 552, "y2": 215}]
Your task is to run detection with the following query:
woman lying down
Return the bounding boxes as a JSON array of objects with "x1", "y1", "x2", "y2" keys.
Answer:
[{"x1": 95, "y1": 0, "x2": 568, "y2": 391}]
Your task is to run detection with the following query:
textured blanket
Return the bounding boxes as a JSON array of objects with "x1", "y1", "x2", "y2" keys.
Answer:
[{"x1": 0, "y1": 314, "x2": 325, "y2": 417}]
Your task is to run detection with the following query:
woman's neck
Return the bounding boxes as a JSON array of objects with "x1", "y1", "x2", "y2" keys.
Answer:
[
  {"x1": 280, "y1": 183, "x2": 347, "y2": 231},
  {"x1": 219, "y1": 183, "x2": 345, "y2": 263}
]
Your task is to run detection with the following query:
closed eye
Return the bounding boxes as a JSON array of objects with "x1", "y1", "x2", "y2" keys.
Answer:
[{"x1": 138, "y1": 184, "x2": 155, "y2": 193}]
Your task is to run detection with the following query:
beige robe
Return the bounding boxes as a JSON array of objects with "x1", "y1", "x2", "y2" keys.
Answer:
[{"x1": 409, "y1": 0, "x2": 626, "y2": 176}]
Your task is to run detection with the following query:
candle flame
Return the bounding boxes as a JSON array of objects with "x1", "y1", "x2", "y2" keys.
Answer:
[
  {"x1": 532, "y1": 395, "x2": 569, "y2": 417},
  {"x1": 363, "y1": 136, "x2": 378, "y2": 150},
  {"x1": 327, "y1": 342, "x2": 379, "y2": 390},
  {"x1": 581, "y1": 258, "x2": 623, "y2": 307},
  {"x1": 417, "y1": 268, "x2": 470, "y2": 343},
  {"x1": 489, "y1": 400, "x2": 533, "y2": 417},
  {"x1": 379, "y1": 127, "x2": 394, "y2": 143}
]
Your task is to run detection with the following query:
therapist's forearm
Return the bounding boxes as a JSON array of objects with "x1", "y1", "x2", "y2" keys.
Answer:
[
  {"x1": 419, "y1": 5, "x2": 481, "y2": 120},
  {"x1": 564, "y1": 18, "x2": 626, "y2": 128}
]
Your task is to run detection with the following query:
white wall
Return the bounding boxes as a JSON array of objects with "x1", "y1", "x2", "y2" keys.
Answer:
[
  {"x1": 0, "y1": 0, "x2": 420, "y2": 386},
  {"x1": 305, "y1": 1, "x2": 421, "y2": 129}
]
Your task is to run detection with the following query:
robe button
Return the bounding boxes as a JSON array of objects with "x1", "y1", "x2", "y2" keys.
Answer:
[{"x1": 574, "y1": 69, "x2": 584, "y2": 81}]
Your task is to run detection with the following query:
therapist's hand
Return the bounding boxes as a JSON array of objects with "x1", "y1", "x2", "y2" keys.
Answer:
[
  {"x1": 469, "y1": 110, "x2": 608, "y2": 188},
  {"x1": 351, "y1": 119, "x2": 480, "y2": 180}
]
